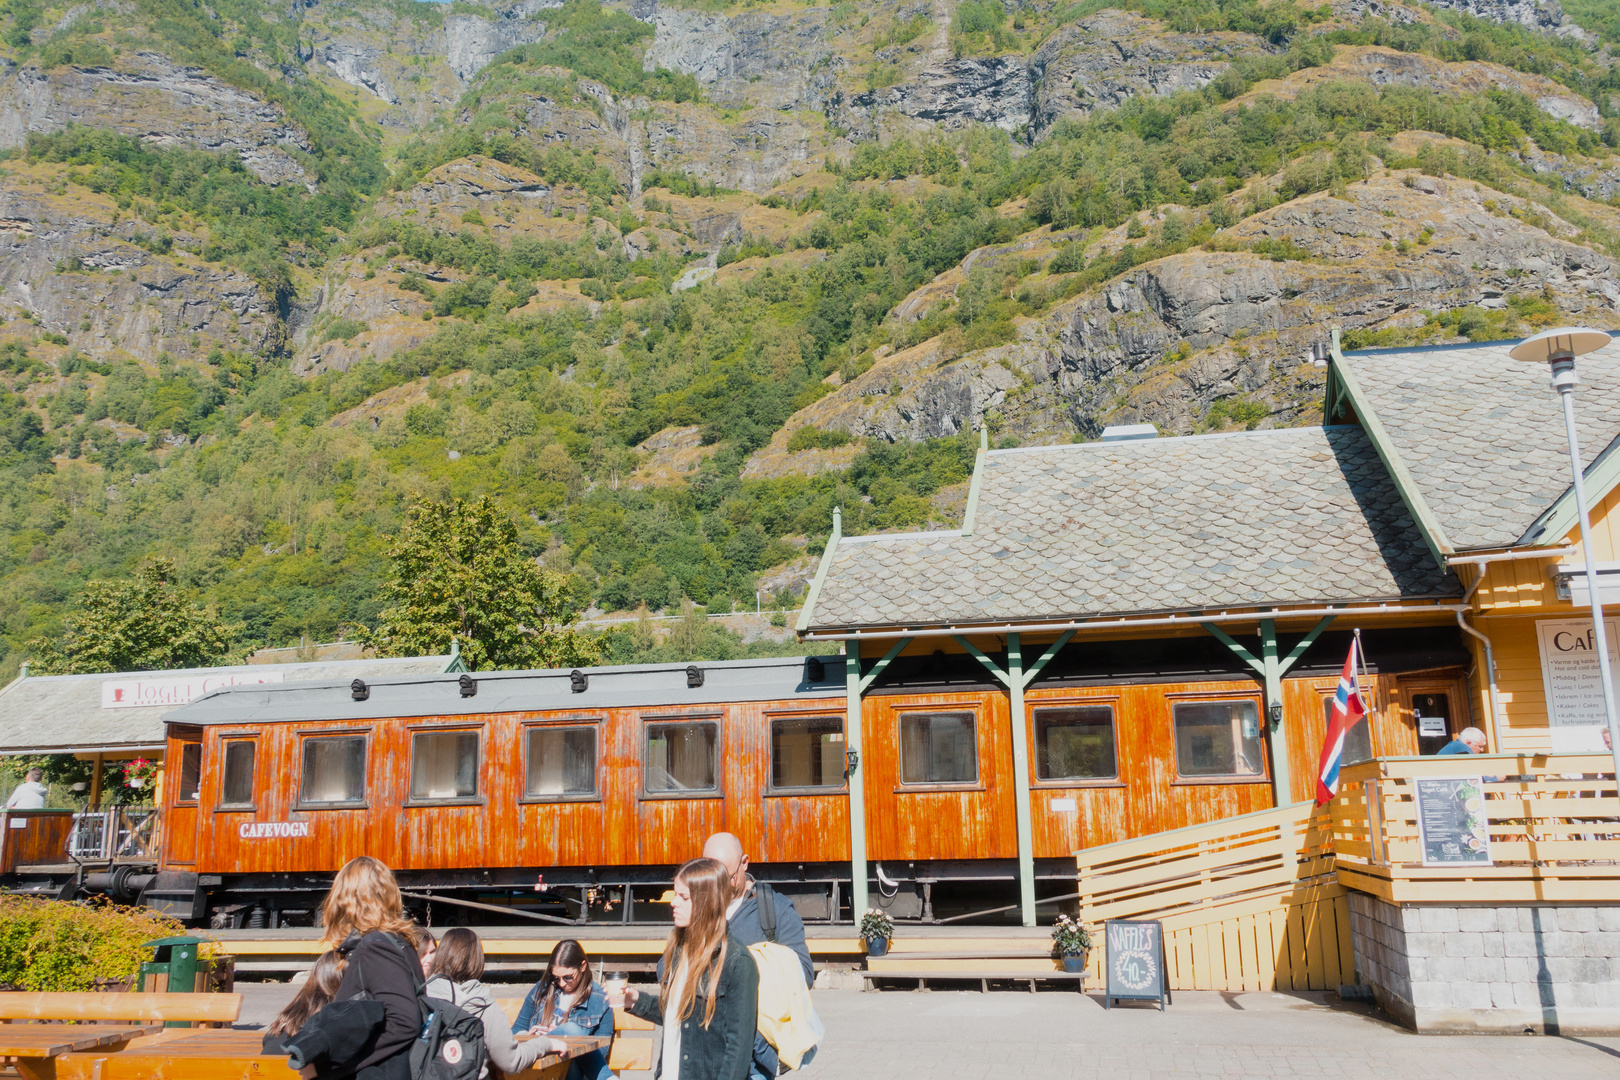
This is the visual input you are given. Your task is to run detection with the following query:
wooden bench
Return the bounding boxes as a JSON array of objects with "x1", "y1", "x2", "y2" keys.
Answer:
[
  {"x1": 49, "y1": 1031, "x2": 610, "y2": 1080},
  {"x1": 0, "y1": 993, "x2": 242, "y2": 1030},
  {"x1": 0, "y1": 1024, "x2": 156, "y2": 1080}
]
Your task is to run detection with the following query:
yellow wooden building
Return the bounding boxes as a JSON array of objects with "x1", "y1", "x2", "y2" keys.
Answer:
[{"x1": 1328, "y1": 330, "x2": 1620, "y2": 756}]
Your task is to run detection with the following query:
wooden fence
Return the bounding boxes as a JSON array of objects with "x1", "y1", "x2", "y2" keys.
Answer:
[
  {"x1": 1074, "y1": 801, "x2": 1352, "y2": 992},
  {"x1": 1329, "y1": 753, "x2": 1620, "y2": 903}
]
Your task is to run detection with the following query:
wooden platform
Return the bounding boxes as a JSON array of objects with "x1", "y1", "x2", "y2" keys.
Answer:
[{"x1": 209, "y1": 925, "x2": 1056, "y2": 976}]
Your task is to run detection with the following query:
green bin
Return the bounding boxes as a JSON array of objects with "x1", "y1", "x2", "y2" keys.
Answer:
[{"x1": 137, "y1": 935, "x2": 206, "y2": 1027}]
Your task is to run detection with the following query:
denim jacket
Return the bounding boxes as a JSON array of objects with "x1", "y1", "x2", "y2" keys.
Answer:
[{"x1": 513, "y1": 983, "x2": 614, "y2": 1039}]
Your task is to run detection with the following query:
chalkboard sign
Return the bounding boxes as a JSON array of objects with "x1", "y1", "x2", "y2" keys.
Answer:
[
  {"x1": 1103, "y1": 919, "x2": 1170, "y2": 1010},
  {"x1": 1415, "y1": 776, "x2": 1492, "y2": 867}
]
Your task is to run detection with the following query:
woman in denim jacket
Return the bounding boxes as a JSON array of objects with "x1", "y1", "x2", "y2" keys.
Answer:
[{"x1": 515, "y1": 940, "x2": 615, "y2": 1080}]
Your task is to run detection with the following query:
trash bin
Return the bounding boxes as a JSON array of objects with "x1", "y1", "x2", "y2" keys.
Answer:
[{"x1": 137, "y1": 935, "x2": 206, "y2": 1026}]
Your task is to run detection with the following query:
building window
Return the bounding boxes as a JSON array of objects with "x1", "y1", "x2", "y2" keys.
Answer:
[
  {"x1": 899, "y1": 712, "x2": 978, "y2": 785},
  {"x1": 219, "y1": 741, "x2": 256, "y2": 808},
  {"x1": 1321, "y1": 696, "x2": 1374, "y2": 765},
  {"x1": 175, "y1": 743, "x2": 202, "y2": 804},
  {"x1": 646, "y1": 722, "x2": 719, "y2": 794},
  {"x1": 1034, "y1": 706, "x2": 1117, "y2": 781},
  {"x1": 525, "y1": 727, "x2": 597, "y2": 798},
  {"x1": 1172, "y1": 700, "x2": 1265, "y2": 779},
  {"x1": 410, "y1": 731, "x2": 479, "y2": 801},
  {"x1": 770, "y1": 716, "x2": 845, "y2": 790},
  {"x1": 299, "y1": 736, "x2": 367, "y2": 805}
]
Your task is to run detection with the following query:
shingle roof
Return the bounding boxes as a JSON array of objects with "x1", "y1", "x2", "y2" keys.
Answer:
[
  {"x1": 0, "y1": 655, "x2": 455, "y2": 753},
  {"x1": 805, "y1": 426, "x2": 1457, "y2": 632},
  {"x1": 1335, "y1": 336, "x2": 1620, "y2": 551}
]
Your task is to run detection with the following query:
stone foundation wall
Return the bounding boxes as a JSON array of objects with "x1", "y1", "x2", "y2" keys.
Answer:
[{"x1": 1348, "y1": 893, "x2": 1620, "y2": 1034}]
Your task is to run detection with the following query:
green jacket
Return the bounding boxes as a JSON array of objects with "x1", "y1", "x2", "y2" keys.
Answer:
[{"x1": 629, "y1": 933, "x2": 759, "y2": 1080}]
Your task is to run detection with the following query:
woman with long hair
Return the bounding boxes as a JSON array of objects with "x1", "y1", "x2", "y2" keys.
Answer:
[
  {"x1": 262, "y1": 950, "x2": 347, "y2": 1054},
  {"x1": 514, "y1": 940, "x2": 615, "y2": 1080},
  {"x1": 319, "y1": 856, "x2": 426, "y2": 1080},
  {"x1": 625, "y1": 858, "x2": 758, "y2": 1080},
  {"x1": 425, "y1": 928, "x2": 567, "y2": 1080}
]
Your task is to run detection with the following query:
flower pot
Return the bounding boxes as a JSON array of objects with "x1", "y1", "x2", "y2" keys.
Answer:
[
  {"x1": 128, "y1": 778, "x2": 146, "y2": 789},
  {"x1": 1061, "y1": 952, "x2": 1088, "y2": 974},
  {"x1": 865, "y1": 936, "x2": 889, "y2": 958}
]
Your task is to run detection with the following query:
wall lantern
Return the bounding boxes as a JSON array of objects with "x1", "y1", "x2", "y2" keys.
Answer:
[{"x1": 1268, "y1": 703, "x2": 1283, "y2": 732}]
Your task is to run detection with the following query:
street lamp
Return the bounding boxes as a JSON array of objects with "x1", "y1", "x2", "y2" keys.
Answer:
[{"x1": 1508, "y1": 326, "x2": 1620, "y2": 789}]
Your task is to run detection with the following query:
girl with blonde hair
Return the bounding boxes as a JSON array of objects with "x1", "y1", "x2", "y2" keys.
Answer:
[
  {"x1": 624, "y1": 858, "x2": 758, "y2": 1080},
  {"x1": 319, "y1": 856, "x2": 425, "y2": 1080}
]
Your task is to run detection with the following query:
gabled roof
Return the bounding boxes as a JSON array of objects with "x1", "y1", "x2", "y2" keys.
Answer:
[
  {"x1": 802, "y1": 426, "x2": 1458, "y2": 633},
  {"x1": 0, "y1": 655, "x2": 457, "y2": 754},
  {"x1": 161, "y1": 655, "x2": 848, "y2": 726},
  {"x1": 1329, "y1": 334, "x2": 1620, "y2": 553}
]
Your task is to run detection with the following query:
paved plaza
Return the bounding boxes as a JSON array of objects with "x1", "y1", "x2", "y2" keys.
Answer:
[{"x1": 235, "y1": 981, "x2": 1620, "y2": 1078}]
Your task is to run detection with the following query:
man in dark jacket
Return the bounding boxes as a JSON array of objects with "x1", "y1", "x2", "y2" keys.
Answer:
[{"x1": 703, "y1": 832, "x2": 814, "y2": 1078}]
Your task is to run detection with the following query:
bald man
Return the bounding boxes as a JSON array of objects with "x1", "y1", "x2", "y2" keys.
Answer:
[
  {"x1": 1438, "y1": 727, "x2": 1488, "y2": 756},
  {"x1": 703, "y1": 832, "x2": 815, "y2": 1078}
]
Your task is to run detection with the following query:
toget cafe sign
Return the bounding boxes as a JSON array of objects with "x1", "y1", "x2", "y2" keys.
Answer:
[{"x1": 100, "y1": 672, "x2": 282, "y2": 709}]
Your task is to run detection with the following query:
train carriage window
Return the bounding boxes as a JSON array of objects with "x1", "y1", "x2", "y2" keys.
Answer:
[
  {"x1": 1034, "y1": 706, "x2": 1117, "y2": 781},
  {"x1": 1322, "y1": 696, "x2": 1375, "y2": 765},
  {"x1": 770, "y1": 716, "x2": 844, "y2": 790},
  {"x1": 410, "y1": 731, "x2": 480, "y2": 801},
  {"x1": 175, "y1": 743, "x2": 202, "y2": 804},
  {"x1": 645, "y1": 722, "x2": 719, "y2": 794},
  {"x1": 1172, "y1": 700, "x2": 1264, "y2": 779},
  {"x1": 899, "y1": 711, "x2": 978, "y2": 786},
  {"x1": 299, "y1": 736, "x2": 367, "y2": 806},
  {"x1": 219, "y1": 741, "x2": 256, "y2": 808},
  {"x1": 525, "y1": 727, "x2": 597, "y2": 798}
]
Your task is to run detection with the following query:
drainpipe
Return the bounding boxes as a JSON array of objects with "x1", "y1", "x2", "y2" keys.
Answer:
[{"x1": 1442, "y1": 549, "x2": 1574, "y2": 754}]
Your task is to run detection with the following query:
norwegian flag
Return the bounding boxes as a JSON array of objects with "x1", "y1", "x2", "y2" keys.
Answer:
[{"x1": 1315, "y1": 639, "x2": 1368, "y2": 806}]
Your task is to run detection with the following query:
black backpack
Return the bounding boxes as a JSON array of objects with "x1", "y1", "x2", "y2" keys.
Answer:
[
  {"x1": 349, "y1": 931, "x2": 488, "y2": 1080},
  {"x1": 409, "y1": 991, "x2": 487, "y2": 1080}
]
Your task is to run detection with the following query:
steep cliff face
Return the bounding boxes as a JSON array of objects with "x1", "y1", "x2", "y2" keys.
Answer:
[
  {"x1": 0, "y1": 165, "x2": 280, "y2": 361},
  {"x1": 0, "y1": 53, "x2": 315, "y2": 187}
]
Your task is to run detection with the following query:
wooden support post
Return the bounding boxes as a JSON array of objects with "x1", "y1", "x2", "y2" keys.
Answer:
[
  {"x1": 1261, "y1": 619, "x2": 1291, "y2": 805},
  {"x1": 88, "y1": 754, "x2": 102, "y2": 811},
  {"x1": 845, "y1": 643, "x2": 868, "y2": 923},
  {"x1": 1007, "y1": 633, "x2": 1037, "y2": 927}
]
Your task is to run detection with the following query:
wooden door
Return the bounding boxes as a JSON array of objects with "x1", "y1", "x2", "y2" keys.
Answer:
[
  {"x1": 1396, "y1": 672, "x2": 1474, "y2": 755},
  {"x1": 163, "y1": 736, "x2": 203, "y2": 867}
]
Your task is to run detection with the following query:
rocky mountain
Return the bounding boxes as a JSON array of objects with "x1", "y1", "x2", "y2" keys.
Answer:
[{"x1": 1, "y1": 0, "x2": 1619, "y2": 667}]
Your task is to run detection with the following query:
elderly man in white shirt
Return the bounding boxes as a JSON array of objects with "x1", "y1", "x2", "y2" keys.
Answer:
[{"x1": 5, "y1": 768, "x2": 48, "y2": 809}]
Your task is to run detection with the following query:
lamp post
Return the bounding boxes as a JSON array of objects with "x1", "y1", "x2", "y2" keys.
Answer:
[{"x1": 1508, "y1": 327, "x2": 1620, "y2": 790}]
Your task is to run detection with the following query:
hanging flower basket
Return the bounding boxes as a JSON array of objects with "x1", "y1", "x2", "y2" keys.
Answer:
[{"x1": 122, "y1": 758, "x2": 159, "y2": 790}]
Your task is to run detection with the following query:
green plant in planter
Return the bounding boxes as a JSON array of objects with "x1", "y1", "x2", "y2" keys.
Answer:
[
  {"x1": 858, "y1": 908, "x2": 894, "y2": 942},
  {"x1": 1050, "y1": 914, "x2": 1091, "y2": 956}
]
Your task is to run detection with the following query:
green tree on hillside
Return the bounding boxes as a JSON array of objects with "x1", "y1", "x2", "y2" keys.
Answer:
[
  {"x1": 362, "y1": 496, "x2": 601, "y2": 671},
  {"x1": 25, "y1": 559, "x2": 243, "y2": 675}
]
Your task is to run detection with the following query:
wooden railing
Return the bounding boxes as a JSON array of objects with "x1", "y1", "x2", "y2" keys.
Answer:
[
  {"x1": 1329, "y1": 754, "x2": 1620, "y2": 903},
  {"x1": 1074, "y1": 802, "x2": 1351, "y2": 991},
  {"x1": 0, "y1": 810, "x2": 75, "y2": 874}
]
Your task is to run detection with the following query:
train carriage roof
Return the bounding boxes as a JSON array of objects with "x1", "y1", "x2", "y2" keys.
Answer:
[
  {"x1": 0, "y1": 654, "x2": 457, "y2": 755},
  {"x1": 161, "y1": 655, "x2": 848, "y2": 726}
]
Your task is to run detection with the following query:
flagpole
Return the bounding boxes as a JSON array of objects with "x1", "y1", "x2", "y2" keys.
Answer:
[{"x1": 1353, "y1": 627, "x2": 1373, "y2": 740}]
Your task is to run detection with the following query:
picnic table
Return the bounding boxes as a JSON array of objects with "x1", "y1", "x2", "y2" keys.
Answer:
[
  {"x1": 48, "y1": 1029, "x2": 612, "y2": 1080},
  {"x1": 0, "y1": 1024, "x2": 158, "y2": 1080}
]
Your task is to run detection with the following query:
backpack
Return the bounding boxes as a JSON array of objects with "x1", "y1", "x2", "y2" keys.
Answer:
[
  {"x1": 352, "y1": 931, "x2": 488, "y2": 1080},
  {"x1": 749, "y1": 884, "x2": 824, "y2": 1072},
  {"x1": 409, "y1": 992, "x2": 488, "y2": 1080}
]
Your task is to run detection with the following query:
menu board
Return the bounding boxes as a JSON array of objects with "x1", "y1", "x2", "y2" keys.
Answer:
[
  {"x1": 1103, "y1": 919, "x2": 1170, "y2": 1010},
  {"x1": 1415, "y1": 777, "x2": 1492, "y2": 867},
  {"x1": 1537, "y1": 618, "x2": 1620, "y2": 743}
]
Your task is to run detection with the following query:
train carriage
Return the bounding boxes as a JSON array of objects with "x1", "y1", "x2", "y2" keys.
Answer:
[{"x1": 147, "y1": 624, "x2": 1472, "y2": 928}]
